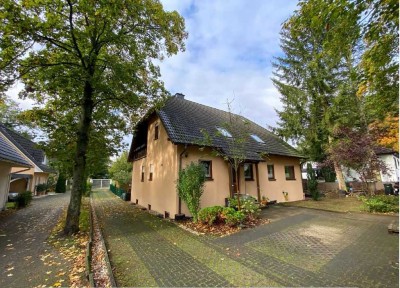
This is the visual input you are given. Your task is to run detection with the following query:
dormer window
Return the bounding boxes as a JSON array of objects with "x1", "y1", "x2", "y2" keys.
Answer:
[
  {"x1": 251, "y1": 134, "x2": 264, "y2": 143},
  {"x1": 216, "y1": 127, "x2": 232, "y2": 137}
]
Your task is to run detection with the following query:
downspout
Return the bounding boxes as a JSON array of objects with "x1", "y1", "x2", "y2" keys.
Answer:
[
  {"x1": 255, "y1": 162, "x2": 261, "y2": 202},
  {"x1": 178, "y1": 144, "x2": 188, "y2": 215}
]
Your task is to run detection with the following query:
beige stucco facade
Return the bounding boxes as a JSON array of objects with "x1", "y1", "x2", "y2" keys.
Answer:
[
  {"x1": 10, "y1": 166, "x2": 50, "y2": 194},
  {"x1": 131, "y1": 116, "x2": 304, "y2": 218},
  {"x1": 0, "y1": 162, "x2": 13, "y2": 210}
]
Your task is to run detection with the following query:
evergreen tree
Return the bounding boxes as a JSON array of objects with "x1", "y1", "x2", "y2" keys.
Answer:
[
  {"x1": 55, "y1": 174, "x2": 66, "y2": 194},
  {"x1": 272, "y1": 0, "x2": 361, "y2": 190}
]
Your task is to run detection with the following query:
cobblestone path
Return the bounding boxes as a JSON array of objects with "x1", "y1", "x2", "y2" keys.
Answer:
[
  {"x1": 92, "y1": 190, "x2": 399, "y2": 287},
  {"x1": 0, "y1": 193, "x2": 70, "y2": 288}
]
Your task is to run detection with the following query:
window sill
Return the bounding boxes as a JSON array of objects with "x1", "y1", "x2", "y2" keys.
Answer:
[
  {"x1": 285, "y1": 178, "x2": 296, "y2": 181},
  {"x1": 268, "y1": 178, "x2": 276, "y2": 181},
  {"x1": 205, "y1": 178, "x2": 214, "y2": 181},
  {"x1": 245, "y1": 178, "x2": 254, "y2": 181}
]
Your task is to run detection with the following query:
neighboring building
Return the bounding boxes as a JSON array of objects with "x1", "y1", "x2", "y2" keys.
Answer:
[
  {"x1": 374, "y1": 147, "x2": 399, "y2": 183},
  {"x1": 128, "y1": 95, "x2": 304, "y2": 218},
  {"x1": 0, "y1": 124, "x2": 55, "y2": 195},
  {"x1": 0, "y1": 132, "x2": 32, "y2": 210},
  {"x1": 301, "y1": 148, "x2": 399, "y2": 193}
]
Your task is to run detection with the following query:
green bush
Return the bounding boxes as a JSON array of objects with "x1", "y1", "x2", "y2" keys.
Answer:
[
  {"x1": 307, "y1": 163, "x2": 320, "y2": 200},
  {"x1": 177, "y1": 162, "x2": 206, "y2": 222},
  {"x1": 228, "y1": 196, "x2": 260, "y2": 219},
  {"x1": 55, "y1": 174, "x2": 66, "y2": 193},
  {"x1": 221, "y1": 207, "x2": 245, "y2": 226},
  {"x1": 198, "y1": 206, "x2": 224, "y2": 225},
  {"x1": 36, "y1": 183, "x2": 47, "y2": 194},
  {"x1": 83, "y1": 182, "x2": 92, "y2": 197},
  {"x1": 17, "y1": 191, "x2": 33, "y2": 207},
  {"x1": 360, "y1": 195, "x2": 399, "y2": 213}
]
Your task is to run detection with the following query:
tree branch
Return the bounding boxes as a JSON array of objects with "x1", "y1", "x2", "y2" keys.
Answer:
[{"x1": 66, "y1": 0, "x2": 85, "y2": 68}]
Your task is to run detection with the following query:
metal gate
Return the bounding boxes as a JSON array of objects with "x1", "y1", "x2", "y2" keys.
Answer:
[{"x1": 91, "y1": 179, "x2": 111, "y2": 189}]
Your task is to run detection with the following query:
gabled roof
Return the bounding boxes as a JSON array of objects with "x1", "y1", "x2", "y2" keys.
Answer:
[
  {"x1": 129, "y1": 96, "x2": 302, "y2": 161},
  {"x1": 0, "y1": 133, "x2": 32, "y2": 167},
  {"x1": 0, "y1": 124, "x2": 55, "y2": 172}
]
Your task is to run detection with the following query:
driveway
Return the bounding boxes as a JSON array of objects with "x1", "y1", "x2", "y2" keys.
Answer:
[
  {"x1": 92, "y1": 189, "x2": 399, "y2": 287},
  {"x1": 0, "y1": 193, "x2": 70, "y2": 288}
]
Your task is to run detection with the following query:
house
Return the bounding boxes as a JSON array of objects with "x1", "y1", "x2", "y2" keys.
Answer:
[
  {"x1": 0, "y1": 124, "x2": 55, "y2": 195},
  {"x1": 128, "y1": 95, "x2": 304, "y2": 218},
  {"x1": 0, "y1": 132, "x2": 32, "y2": 210},
  {"x1": 301, "y1": 147, "x2": 399, "y2": 192}
]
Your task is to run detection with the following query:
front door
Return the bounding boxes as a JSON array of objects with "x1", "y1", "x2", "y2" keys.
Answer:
[{"x1": 230, "y1": 166, "x2": 240, "y2": 197}]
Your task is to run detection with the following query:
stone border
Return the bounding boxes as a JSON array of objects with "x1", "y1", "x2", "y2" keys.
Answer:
[
  {"x1": 86, "y1": 199, "x2": 95, "y2": 287},
  {"x1": 88, "y1": 194, "x2": 117, "y2": 287}
]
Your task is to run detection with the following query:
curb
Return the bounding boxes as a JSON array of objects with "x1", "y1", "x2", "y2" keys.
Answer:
[
  {"x1": 86, "y1": 197, "x2": 95, "y2": 287},
  {"x1": 90, "y1": 195, "x2": 117, "y2": 287}
]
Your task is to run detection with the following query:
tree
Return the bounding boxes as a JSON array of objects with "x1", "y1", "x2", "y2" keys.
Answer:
[
  {"x1": 200, "y1": 101, "x2": 250, "y2": 210},
  {"x1": 273, "y1": 0, "x2": 362, "y2": 190},
  {"x1": 177, "y1": 162, "x2": 206, "y2": 222},
  {"x1": 0, "y1": 0, "x2": 187, "y2": 234},
  {"x1": 359, "y1": 0, "x2": 399, "y2": 121},
  {"x1": 327, "y1": 126, "x2": 388, "y2": 195},
  {"x1": 306, "y1": 163, "x2": 319, "y2": 200},
  {"x1": 0, "y1": 97, "x2": 35, "y2": 138},
  {"x1": 55, "y1": 174, "x2": 66, "y2": 193},
  {"x1": 109, "y1": 151, "x2": 132, "y2": 190},
  {"x1": 369, "y1": 116, "x2": 399, "y2": 152}
]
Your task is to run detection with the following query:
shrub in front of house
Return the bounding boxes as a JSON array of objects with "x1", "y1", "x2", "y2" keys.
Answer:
[
  {"x1": 177, "y1": 162, "x2": 206, "y2": 222},
  {"x1": 17, "y1": 191, "x2": 33, "y2": 208},
  {"x1": 221, "y1": 207, "x2": 245, "y2": 226},
  {"x1": 198, "y1": 206, "x2": 224, "y2": 225},
  {"x1": 360, "y1": 195, "x2": 399, "y2": 213},
  {"x1": 228, "y1": 196, "x2": 261, "y2": 220},
  {"x1": 36, "y1": 183, "x2": 48, "y2": 194},
  {"x1": 198, "y1": 206, "x2": 247, "y2": 227}
]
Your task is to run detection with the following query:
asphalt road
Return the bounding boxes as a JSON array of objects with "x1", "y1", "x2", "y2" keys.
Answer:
[{"x1": 0, "y1": 193, "x2": 70, "y2": 288}]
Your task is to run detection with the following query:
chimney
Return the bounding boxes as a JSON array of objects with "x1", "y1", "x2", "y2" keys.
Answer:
[{"x1": 174, "y1": 93, "x2": 185, "y2": 99}]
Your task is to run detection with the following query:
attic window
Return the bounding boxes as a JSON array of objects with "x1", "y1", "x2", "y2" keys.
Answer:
[
  {"x1": 251, "y1": 134, "x2": 264, "y2": 143},
  {"x1": 216, "y1": 127, "x2": 232, "y2": 137}
]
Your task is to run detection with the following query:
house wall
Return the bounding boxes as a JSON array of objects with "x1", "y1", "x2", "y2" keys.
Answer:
[
  {"x1": 10, "y1": 167, "x2": 49, "y2": 194},
  {"x1": 0, "y1": 162, "x2": 12, "y2": 210},
  {"x1": 31, "y1": 172, "x2": 50, "y2": 195},
  {"x1": 179, "y1": 146, "x2": 231, "y2": 215},
  {"x1": 379, "y1": 154, "x2": 399, "y2": 183},
  {"x1": 131, "y1": 117, "x2": 178, "y2": 217},
  {"x1": 258, "y1": 155, "x2": 303, "y2": 202}
]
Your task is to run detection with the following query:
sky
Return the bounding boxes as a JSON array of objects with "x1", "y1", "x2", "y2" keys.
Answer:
[
  {"x1": 158, "y1": 0, "x2": 299, "y2": 128},
  {"x1": 7, "y1": 0, "x2": 300, "y2": 145}
]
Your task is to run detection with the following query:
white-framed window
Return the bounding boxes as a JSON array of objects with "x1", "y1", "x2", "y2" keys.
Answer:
[{"x1": 216, "y1": 127, "x2": 232, "y2": 137}]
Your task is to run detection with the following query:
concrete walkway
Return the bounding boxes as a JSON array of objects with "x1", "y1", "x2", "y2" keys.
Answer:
[
  {"x1": 92, "y1": 189, "x2": 399, "y2": 287},
  {"x1": 0, "y1": 193, "x2": 70, "y2": 288}
]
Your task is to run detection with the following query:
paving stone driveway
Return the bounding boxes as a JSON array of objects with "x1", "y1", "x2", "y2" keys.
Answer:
[{"x1": 92, "y1": 190, "x2": 399, "y2": 287}]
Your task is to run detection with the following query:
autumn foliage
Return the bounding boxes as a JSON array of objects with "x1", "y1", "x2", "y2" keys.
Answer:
[{"x1": 369, "y1": 116, "x2": 399, "y2": 152}]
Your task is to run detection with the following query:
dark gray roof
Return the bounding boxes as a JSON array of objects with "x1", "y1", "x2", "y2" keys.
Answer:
[
  {"x1": 0, "y1": 133, "x2": 32, "y2": 167},
  {"x1": 0, "y1": 124, "x2": 55, "y2": 172},
  {"x1": 130, "y1": 96, "x2": 302, "y2": 161}
]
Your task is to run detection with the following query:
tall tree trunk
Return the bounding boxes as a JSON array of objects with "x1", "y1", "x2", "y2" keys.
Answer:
[
  {"x1": 64, "y1": 81, "x2": 94, "y2": 235},
  {"x1": 328, "y1": 136, "x2": 347, "y2": 192}
]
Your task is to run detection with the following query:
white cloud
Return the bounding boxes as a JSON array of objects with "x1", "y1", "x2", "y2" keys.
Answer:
[
  {"x1": 6, "y1": 0, "x2": 299, "y2": 133},
  {"x1": 160, "y1": 0, "x2": 298, "y2": 128}
]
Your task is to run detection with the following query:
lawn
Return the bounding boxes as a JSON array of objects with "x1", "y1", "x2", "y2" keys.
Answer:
[{"x1": 281, "y1": 196, "x2": 365, "y2": 213}]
